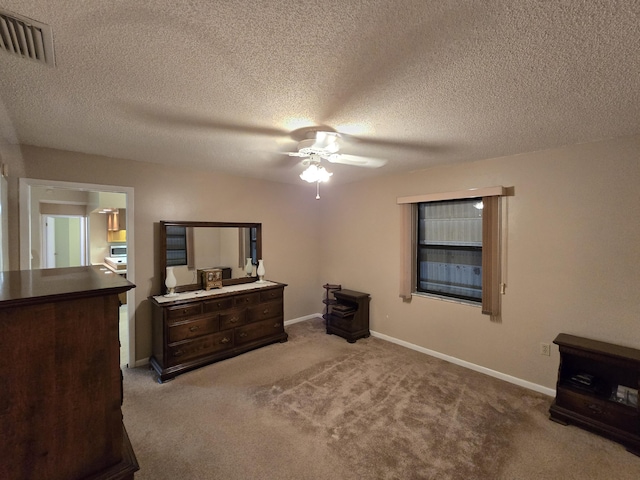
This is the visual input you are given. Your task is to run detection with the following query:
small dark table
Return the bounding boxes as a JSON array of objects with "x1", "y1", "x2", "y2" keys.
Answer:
[
  {"x1": 549, "y1": 333, "x2": 640, "y2": 456},
  {"x1": 326, "y1": 289, "x2": 370, "y2": 343}
]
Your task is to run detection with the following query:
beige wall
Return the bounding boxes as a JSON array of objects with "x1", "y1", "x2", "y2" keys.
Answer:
[
  {"x1": 6, "y1": 135, "x2": 639, "y2": 390},
  {"x1": 319, "y1": 134, "x2": 640, "y2": 389},
  {"x1": 89, "y1": 212, "x2": 109, "y2": 264},
  {"x1": 0, "y1": 143, "x2": 26, "y2": 271},
  {"x1": 15, "y1": 145, "x2": 323, "y2": 362}
]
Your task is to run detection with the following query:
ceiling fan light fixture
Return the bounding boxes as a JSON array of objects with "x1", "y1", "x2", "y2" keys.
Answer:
[
  {"x1": 311, "y1": 131, "x2": 340, "y2": 153},
  {"x1": 299, "y1": 164, "x2": 332, "y2": 183}
]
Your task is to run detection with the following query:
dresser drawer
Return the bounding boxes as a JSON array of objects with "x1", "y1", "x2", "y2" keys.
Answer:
[
  {"x1": 166, "y1": 303, "x2": 203, "y2": 322},
  {"x1": 167, "y1": 315, "x2": 219, "y2": 343},
  {"x1": 556, "y1": 387, "x2": 639, "y2": 433},
  {"x1": 260, "y1": 288, "x2": 282, "y2": 302},
  {"x1": 247, "y1": 301, "x2": 283, "y2": 322},
  {"x1": 328, "y1": 314, "x2": 353, "y2": 331},
  {"x1": 204, "y1": 297, "x2": 234, "y2": 313},
  {"x1": 235, "y1": 318, "x2": 284, "y2": 346},
  {"x1": 219, "y1": 309, "x2": 246, "y2": 330},
  {"x1": 233, "y1": 292, "x2": 260, "y2": 307},
  {"x1": 168, "y1": 331, "x2": 234, "y2": 364}
]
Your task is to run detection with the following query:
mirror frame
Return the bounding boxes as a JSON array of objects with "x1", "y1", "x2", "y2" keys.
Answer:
[{"x1": 159, "y1": 220, "x2": 262, "y2": 294}]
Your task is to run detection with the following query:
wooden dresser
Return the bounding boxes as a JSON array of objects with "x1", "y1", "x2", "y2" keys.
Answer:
[
  {"x1": 149, "y1": 281, "x2": 287, "y2": 382},
  {"x1": 0, "y1": 266, "x2": 138, "y2": 480}
]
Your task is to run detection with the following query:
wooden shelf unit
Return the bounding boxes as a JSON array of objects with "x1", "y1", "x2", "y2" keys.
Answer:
[
  {"x1": 325, "y1": 288, "x2": 370, "y2": 343},
  {"x1": 549, "y1": 333, "x2": 640, "y2": 456},
  {"x1": 322, "y1": 283, "x2": 341, "y2": 325}
]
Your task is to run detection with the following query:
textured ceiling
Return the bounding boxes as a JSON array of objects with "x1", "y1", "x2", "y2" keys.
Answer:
[{"x1": 0, "y1": 1, "x2": 639, "y2": 185}]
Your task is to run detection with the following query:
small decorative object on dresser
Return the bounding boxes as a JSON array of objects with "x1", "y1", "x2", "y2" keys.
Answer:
[
  {"x1": 325, "y1": 288, "x2": 370, "y2": 343},
  {"x1": 245, "y1": 257, "x2": 253, "y2": 276},
  {"x1": 164, "y1": 266, "x2": 178, "y2": 297},
  {"x1": 256, "y1": 259, "x2": 266, "y2": 283},
  {"x1": 549, "y1": 333, "x2": 640, "y2": 456},
  {"x1": 198, "y1": 268, "x2": 223, "y2": 290}
]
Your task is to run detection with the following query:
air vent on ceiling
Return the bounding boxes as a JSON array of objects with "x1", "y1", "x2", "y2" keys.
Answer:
[{"x1": 0, "y1": 9, "x2": 55, "y2": 66}]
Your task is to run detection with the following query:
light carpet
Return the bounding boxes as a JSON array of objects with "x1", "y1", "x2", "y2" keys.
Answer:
[{"x1": 122, "y1": 318, "x2": 640, "y2": 479}]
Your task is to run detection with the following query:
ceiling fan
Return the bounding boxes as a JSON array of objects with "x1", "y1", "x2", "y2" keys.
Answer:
[
  {"x1": 124, "y1": 104, "x2": 445, "y2": 197},
  {"x1": 287, "y1": 131, "x2": 388, "y2": 172},
  {"x1": 285, "y1": 130, "x2": 387, "y2": 198},
  {"x1": 287, "y1": 130, "x2": 387, "y2": 199}
]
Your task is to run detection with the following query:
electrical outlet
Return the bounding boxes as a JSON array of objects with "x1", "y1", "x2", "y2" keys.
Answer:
[{"x1": 540, "y1": 343, "x2": 551, "y2": 356}]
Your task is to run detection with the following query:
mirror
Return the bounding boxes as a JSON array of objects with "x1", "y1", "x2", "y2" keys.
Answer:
[{"x1": 159, "y1": 221, "x2": 262, "y2": 293}]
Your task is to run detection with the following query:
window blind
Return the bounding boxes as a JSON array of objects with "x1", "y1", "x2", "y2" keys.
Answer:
[{"x1": 397, "y1": 186, "x2": 505, "y2": 317}]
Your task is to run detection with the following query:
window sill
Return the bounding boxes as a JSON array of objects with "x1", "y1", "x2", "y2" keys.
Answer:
[{"x1": 411, "y1": 292, "x2": 482, "y2": 308}]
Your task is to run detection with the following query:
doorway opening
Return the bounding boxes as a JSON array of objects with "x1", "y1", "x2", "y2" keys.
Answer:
[
  {"x1": 42, "y1": 215, "x2": 89, "y2": 268},
  {"x1": 19, "y1": 178, "x2": 135, "y2": 368}
]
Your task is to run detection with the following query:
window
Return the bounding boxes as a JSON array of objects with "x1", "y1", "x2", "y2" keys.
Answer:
[
  {"x1": 166, "y1": 225, "x2": 187, "y2": 266},
  {"x1": 249, "y1": 226, "x2": 258, "y2": 265},
  {"x1": 398, "y1": 187, "x2": 505, "y2": 317},
  {"x1": 239, "y1": 227, "x2": 259, "y2": 267},
  {"x1": 417, "y1": 198, "x2": 483, "y2": 302}
]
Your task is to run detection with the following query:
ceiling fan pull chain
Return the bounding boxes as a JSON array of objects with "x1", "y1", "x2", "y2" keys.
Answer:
[{"x1": 316, "y1": 181, "x2": 321, "y2": 200}]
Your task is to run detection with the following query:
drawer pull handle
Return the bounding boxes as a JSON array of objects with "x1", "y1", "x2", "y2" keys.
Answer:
[
  {"x1": 220, "y1": 337, "x2": 230, "y2": 344},
  {"x1": 263, "y1": 309, "x2": 269, "y2": 315},
  {"x1": 174, "y1": 350, "x2": 184, "y2": 357},
  {"x1": 189, "y1": 325, "x2": 200, "y2": 332},
  {"x1": 182, "y1": 309, "x2": 188, "y2": 314},
  {"x1": 273, "y1": 323, "x2": 280, "y2": 328},
  {"x1": 587, "y1": 404, "x2": 603, "y2": 414},
  {"x1": 229, "y1": 317, "x2": 239, "y2": 323},
  {"x1": 239, "y1": 332, "x2": 248, "y2": 338}
]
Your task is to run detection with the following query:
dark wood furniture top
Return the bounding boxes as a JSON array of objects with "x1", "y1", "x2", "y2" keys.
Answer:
[
  {"x1": 553, "y1": 334, "x2": 640, "y2": 363},
  {"x1": 549, "y1": 333, "x2": 640, "y2": 456},
  {"x1": 0, "y1": 265, "x2": 133, "y2": 306},
  {"x1": 149, "y1": 281, "x2": 287, "y2": 382},
  {"x1": 0, "y1": 266, "x2": 138, "y2": 479}
]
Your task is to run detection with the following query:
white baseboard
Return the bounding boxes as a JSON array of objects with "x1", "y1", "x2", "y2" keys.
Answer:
[
  {"x1": 133, "y1": 314, "x2": 556, "y2": 397},
  {"x1": 284, "y1": 313, "x2": 322, "y2": 326},
  {"x1": 369, "y1": 330, "x2": 555, "y2": 397},
  {"x1": 133, "y1": 357, "x2": 150, "y2": 368}
]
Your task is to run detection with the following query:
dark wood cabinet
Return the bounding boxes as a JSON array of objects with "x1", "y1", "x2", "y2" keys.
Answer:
[
  {"x1": 326, "y1": 289, "x2": 370, "y2": 343},
  {"x1": 0, "y1": 266, "x2": 138, "y2": 480},
  {"x1": 149, "y1": 282, "x2": 287, "y2": 382},
  {"x1": 549, "y1": 333, "x2": 640, "y2": 455}
]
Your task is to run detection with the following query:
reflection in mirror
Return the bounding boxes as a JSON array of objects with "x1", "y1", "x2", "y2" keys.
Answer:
[{"x1": 160, "y1": 221, "x2": 261, "y2": 293}]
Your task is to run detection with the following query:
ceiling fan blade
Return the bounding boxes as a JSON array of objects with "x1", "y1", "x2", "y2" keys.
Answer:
[
  {"x1": 338, "y1": 132, "x2": 449, "y2": 155},
  {"x1": 122, "y1": 103, "x2": 290, "y2": 138},
  {"x1": 287, "y1": 152, "x2": 308, "y2": 157},
  {"x1": 326, "y1": 154, "x2": 387, "y2": 168}
]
